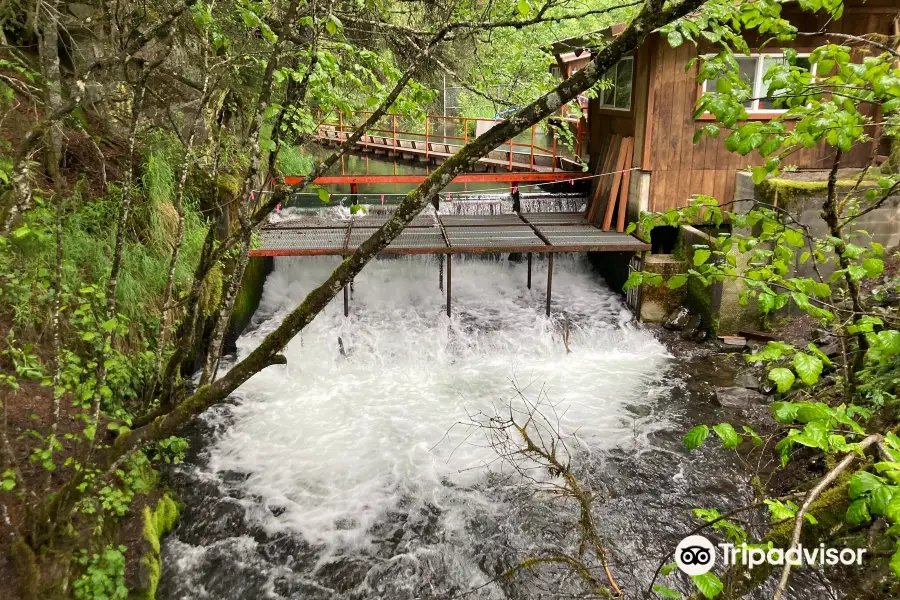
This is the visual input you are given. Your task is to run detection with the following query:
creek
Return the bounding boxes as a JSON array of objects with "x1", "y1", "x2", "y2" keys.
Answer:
[{"x1": 157, "y1": 156, "x2": 820, "y2": 599}]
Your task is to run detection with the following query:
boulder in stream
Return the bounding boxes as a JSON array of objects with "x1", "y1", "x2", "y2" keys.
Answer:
[
  {"x1": 714, "y1": 386, "x2": 767, "y2": 409},
  {"x1": 663, "y1": 307, "x2": 691, "y2": 330}
]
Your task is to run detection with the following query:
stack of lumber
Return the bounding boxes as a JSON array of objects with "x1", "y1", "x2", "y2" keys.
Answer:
[{"x1": 585, "y1": 135, "x2": 634, "y2": 232}]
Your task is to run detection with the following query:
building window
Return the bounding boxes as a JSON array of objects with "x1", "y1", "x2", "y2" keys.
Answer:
[
  {"x1": 598, "y1": 57, "x2": 633, "y2": 111},
  {"x1": 701, "y1": 53, "x2": 814, "y2": 113}
]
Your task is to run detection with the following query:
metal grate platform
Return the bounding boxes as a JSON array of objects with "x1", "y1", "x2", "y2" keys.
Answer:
[{"x1": 251, "y1": 211, "x2": 649, "y2": 257}]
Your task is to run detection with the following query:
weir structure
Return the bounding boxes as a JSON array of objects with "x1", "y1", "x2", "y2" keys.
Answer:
[{"x1": 250, "y1": 211, "x2": 649, "y2": 317}]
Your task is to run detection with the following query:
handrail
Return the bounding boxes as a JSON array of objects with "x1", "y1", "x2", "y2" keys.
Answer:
[{"x1": 313, "y1": 110, "x2": 586, "y2": 171}]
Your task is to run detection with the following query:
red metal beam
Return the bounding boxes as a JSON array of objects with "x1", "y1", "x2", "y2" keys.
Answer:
[{"x1": 282, "y1": 172, "x2": 580, "y2": 186}]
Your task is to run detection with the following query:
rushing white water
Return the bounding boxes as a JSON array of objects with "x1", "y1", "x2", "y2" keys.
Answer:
[{"x1": 160, "y1": 255, "x2": 716, "y2": 600}]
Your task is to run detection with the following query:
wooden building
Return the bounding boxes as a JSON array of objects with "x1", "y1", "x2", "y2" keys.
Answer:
[{"x1": 551, "y1": 1, "x2": 898, "y2": 219}]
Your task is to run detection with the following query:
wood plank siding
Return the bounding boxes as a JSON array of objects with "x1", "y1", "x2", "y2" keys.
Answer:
[{"x1": 583, "y1": 1, "x2": 898, "y2": 214}]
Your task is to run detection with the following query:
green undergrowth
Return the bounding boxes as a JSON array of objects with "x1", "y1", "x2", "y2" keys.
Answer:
[{"x1": 1, "y1": 147, "x2": 210, "y2": 341}]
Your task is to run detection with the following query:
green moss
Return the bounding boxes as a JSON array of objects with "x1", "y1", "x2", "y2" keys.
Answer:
[
  {"x1": 231, "y1": 256, "x2": 267, "y2": 331},
  {"x1": 11, "y1": 539, "x2": 40, "y2": 600},
  {"x1": 129, "y1": 493, "x2": 181, "y2": 600},
  {"x1": 758, "y1": 174, "x2": 879, "y2": 210},
  {"x1": 199, "y1": 266, "x2": 223, "y2": 318},
  {"x1": 216, "y1": 174, "x2": 241, "y2": 199}
]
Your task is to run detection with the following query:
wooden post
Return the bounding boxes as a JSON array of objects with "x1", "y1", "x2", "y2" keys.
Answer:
[
  {"x1": 425, "y1": 116, "x2": 430, "y2": 159},
  {"x1": 439, "y1": 254, "x2": 444, "y2": 291},
  {"x1": 527, "y1": 253, "x2": 532, "y2": 289},
  {"x1": 545, "y1": 253, "x2": 553, "y2": 317},
  {"x1": 508, "y1": 136, "x2": 514, "y2": 171},
  {"x1": 343, "y1": 284, "x2": 349, "y2": 317},
  {"x1": 339, "y1": 111, "x2": 344, "y2": 143},
  {"x1": 446, "y1": 253, "x2": 452, "y2": 317},
  {"x1": 392, "y1": 114, "x2": 397, "y2": 152},
  {"x1": 463, "y1": 118, "x2": 468, "y2": 146}
]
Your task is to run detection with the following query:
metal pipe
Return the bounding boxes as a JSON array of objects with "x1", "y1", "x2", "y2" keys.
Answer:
[
  {"x1": 344, "y1": 284, "x2": 349, "y2": 317},
  {"x1": 545, "y1": 253, "x2": 553, "y2": 317},
  {"x1": 446, "y1": 254, "x2": 452, "y2": 317},
  {"x1": 439, "y1": 254, "x2": 444, "y2": 291},
  {"x1": 527, "y1": 253, "x2": 532, "y2": 289}
]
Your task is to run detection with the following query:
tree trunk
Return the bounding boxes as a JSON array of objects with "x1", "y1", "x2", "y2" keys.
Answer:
[{"x1": 108, "y1": 0, "x2": 708, "y2": 466}]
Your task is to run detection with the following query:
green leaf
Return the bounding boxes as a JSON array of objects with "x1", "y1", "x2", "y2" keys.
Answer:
[
  {"x1": 653, "y1": 585, "x2": 683, "y2": 599},
  {"x1": 870, "y1": 485, "x2": 894, "y2": 515},
  {"x1": 846, "y1": 498, "x2": 871, "y2": 525},
  {"x1": 849, "y1": 472, "x2": 884, "y2": 499},
  {"x1": 1, "y1": 479, "x2": 15, "y2": 491},
  {"x1": 862, "y1": 258, "x2": 884, "y2": 278},
  {"x1": 751, "y1": 166, "x2": 768, "y2": 185},
  {"x1": 792, "y1": 352, "x2": 823, "y2": 386},
  {"x1": 102, "y1": 319, "x2": 117, "y2": 332},
  {"x1": 516, "y1": 0, "x2": 531, "y2": 15},
  {"x1": 684, "y1": 425, "x2": 710, "y2": 450},
  {"x1": 712, "y1": 423, "x2": 741, "y2": 449},
  {"x1": 890, "y1": 543, "x2": 900, "y2": 578},
  {"x1": 693, "y1": 248, "x2": 711, "y2": 266},
  {"x1": 772, "y1": 402, "x2": 798, "y2": 423},
  {"x1": 767, "y1": 368, "x2": 795, "y2": 393},
  {"x1": 741, "y1": 425, "x2": 762, "y2": 446},
  {"x1": 691, "y1": 572, "x2": 723, "y2": 599},
  {"x1": 667, "y1": 274, "x2": 688, "y2": 289},
  {"x1": 316, "y1": 187, "x2": 330, "y2": 203}
]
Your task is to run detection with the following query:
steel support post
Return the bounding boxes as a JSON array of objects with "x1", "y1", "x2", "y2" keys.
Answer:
[
  {"x1": 545, "y1": 253, "x2": 553, "y2": 317},
  {"x1": 527, "y1": 253, "x2": 532, "y2": 289},
  {"x1": 446, "y1": 254, "x2": 452, "y2": 317},
  {"x1": 344, "y1": 284, "x2": 349, "y2": 317}
]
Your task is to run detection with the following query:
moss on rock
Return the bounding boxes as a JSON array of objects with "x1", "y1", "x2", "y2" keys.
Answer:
[{"x1": 129, "y1": 493, "x2": 181, "y2": 600}]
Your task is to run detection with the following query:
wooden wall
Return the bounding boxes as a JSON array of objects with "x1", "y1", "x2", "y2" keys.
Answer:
[
  {"x1": 642, "y1": 3, "x2": 897, "y2": 213},
  {"x1": 587, "y1": 43, "x2": 652, "y2": 169}
]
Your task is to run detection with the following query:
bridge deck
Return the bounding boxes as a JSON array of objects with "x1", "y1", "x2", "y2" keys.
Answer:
[{"x1": 250, "y1": 213, "x2": 649, "y2": 257}]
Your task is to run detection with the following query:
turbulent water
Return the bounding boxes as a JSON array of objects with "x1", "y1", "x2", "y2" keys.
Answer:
[{"x1": 159, "y1": 254, "x2": 773, "y2": 600}]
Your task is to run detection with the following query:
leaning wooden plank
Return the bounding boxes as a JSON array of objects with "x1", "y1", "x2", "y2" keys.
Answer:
[
  {"x1": 615, "y1": 138, "x2": 634, "y2": 233},
  {"x1": 586, "y1": 136, "x2": 611, "y2": 221},
  {"x1": 602, "y1": 137, "x2": 629, "y2": 231},
  {"x1": 588, "y1": 134, "x2": 621, "y2": 223}
]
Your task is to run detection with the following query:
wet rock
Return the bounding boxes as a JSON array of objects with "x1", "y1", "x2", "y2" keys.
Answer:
[
  {"x1": 733, "y1": 368, "x2": 761, "y2": 390},
  {"x1": 315, "y1": 557, "x2": 371, "y2": 592},
  {"x1": 663, "y1": 307, "x2": 691, "y2": 330},
  {"x1": 177, "y1": 498, "x2": 248, "y2": 545},
  {"x1": 681, "y1": 315, "x2": 702, "y2": 340},
  {"x1": 693, "y1": 329, "x2": 707, "y2": 343},
  {"x1": 273, "y1": 576, "x2": 333, "y2": 600},
  {"x1": 714, "y1": 386, "x2": 766, "y2": 409}
]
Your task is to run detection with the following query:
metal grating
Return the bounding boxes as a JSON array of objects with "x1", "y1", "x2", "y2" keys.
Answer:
[
  {"x1": 446, "y1": 226, "x2": 544, "y2": 248},
  {"x1": 347, "y1": 228, "x2": 447, "y2": 250},
  {"x1": 536, "y1": 225, "x2": 641, "y2": 247},
  {"x1": 254, "y1": 214, "x2": 650, "y2": 255},
  {"x1": 520, "y1": 212, "x2": 590, "y2": 226},
  {"x1": 351, "y1": 214, "x2": 436, "y2": 228},
  {"x1": 258, "y1": 228, "x2": 347, "y2": 251},
  {"x1": 439, "y1": 214, "x2": 524, "y2": 227}
]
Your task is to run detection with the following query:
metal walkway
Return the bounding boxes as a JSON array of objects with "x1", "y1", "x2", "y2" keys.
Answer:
[{"x1": 250, "y1": 212, "x2": 649, "y2": 317}]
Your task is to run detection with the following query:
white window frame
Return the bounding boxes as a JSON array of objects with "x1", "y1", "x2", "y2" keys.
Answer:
[
  {"x1": 701, "y1": 52, "x2": 815, "y2": 114},
  {"x1": 598, "y1": 57, "x2": 634, "y2": 112}
]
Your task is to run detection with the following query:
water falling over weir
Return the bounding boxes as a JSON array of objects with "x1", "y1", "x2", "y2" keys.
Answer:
[{"x1": 157, "y1": 240, "x2": 810, "y2": 599}]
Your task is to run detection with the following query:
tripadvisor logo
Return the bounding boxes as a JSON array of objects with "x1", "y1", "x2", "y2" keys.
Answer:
[{"x1": 674, "y1": 535, "x2": 867, "y2": 575}]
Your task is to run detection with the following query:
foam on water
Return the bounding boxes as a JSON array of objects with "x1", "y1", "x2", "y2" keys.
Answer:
[
  {"x1": 160, "y1": 255, "x2": 689, "y2": 599},
  {"x1": 233, "y1": 256, "x2": 667, "y2": 541}
]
